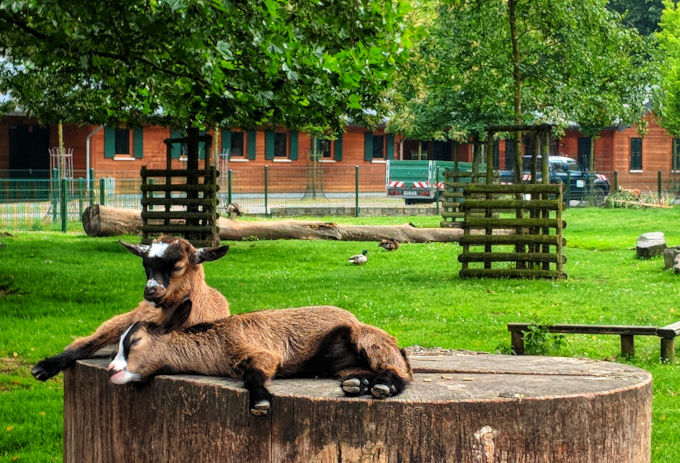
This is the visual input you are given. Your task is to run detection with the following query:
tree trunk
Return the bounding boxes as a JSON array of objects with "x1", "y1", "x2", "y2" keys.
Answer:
[
  {"x1": 82, "y1": 205, "x2": 464, "y2": 242},
  {"x1": 64, "y1": 352, "x2": 652, "y2": 463}
]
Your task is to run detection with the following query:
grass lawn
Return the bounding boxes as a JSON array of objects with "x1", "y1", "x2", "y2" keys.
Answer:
[{"x1": 1, "y1": 207, "x2": 680, "y2": 461}]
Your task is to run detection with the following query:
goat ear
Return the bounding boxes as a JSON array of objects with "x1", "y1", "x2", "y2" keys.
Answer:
[
  {"x1": 161, "y1": 299, "x2": 193, "y2": 334},
  {"x1": 191, "y1": 245, "x2": 229, "y2": 265},
  {"x1": 119, "y1": 240, "x2": 150, "y2": 258}
]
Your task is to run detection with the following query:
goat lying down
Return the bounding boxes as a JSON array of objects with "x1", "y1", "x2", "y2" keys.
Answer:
[
  {"x1": 108, "y1": 301, "x2": 412, "y2": 415},
  {"x1": 32, "y1": 236, "x2": 230, "y2": 381}
]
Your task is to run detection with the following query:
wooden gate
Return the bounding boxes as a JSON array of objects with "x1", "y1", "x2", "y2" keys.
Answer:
[
  {"x1": 458, "y1": 183, "x2": 566, "y2": 279},
  {"x1": 139, "y1": 134, "x2": 220, "y2": 247}
]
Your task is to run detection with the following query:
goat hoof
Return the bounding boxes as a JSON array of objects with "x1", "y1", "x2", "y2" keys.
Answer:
[
  {"x1": 342, "y1": 377, "x2": 369, "y2": 396},
  {"x1": 251, "y1": 400, "x2": 270, "y2": 416},
  {"x1": 31, "y1": 362, "x2": 58, "y2": 381},
  {"x1": 371, "y1": 384, "x2": 392, "y2": 399}
]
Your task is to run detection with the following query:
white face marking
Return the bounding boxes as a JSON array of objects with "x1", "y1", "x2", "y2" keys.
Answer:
[
  {"x1": 107, "y1": 324, "x2": 134, "y2": 373},
  {"x1": 148, "y1": 242, "x2": 170, "y2": 258},
  {"x1": 145, "y1": 279, "x2": 160, "y2": 289}
]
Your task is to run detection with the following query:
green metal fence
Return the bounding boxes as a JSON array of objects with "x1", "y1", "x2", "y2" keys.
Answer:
[{"x1": 1, "y1": 166, "x2": 679, "y2": 232}]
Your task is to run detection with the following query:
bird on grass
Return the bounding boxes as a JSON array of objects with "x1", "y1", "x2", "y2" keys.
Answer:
[
  {"x1": 378, "y1": 238, "x2": 399, "y2": 251},
  {"x1": 349, "y1": 249, "x2": 368, "y2": 265},
  {"x1": 224, "y1": 202, "x2": 242, "y2": 217}
]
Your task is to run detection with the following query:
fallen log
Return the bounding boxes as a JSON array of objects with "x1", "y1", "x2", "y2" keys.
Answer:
[{"x1": 82, "y1": 205, "x2": 464, "y2": 242}]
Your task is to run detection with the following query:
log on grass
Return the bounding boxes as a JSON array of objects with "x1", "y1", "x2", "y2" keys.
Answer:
[{"x1": 81, "y1": 205, "x2": 464, "y2": 242}]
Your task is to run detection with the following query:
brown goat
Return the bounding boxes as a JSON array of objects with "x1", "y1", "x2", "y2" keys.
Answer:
[
  {"x1": 31, "y1": 236, "x2": 230, "y2": 381},
  {"x1": 108, "y1": 301, "x2": 412, "y2": 415}
]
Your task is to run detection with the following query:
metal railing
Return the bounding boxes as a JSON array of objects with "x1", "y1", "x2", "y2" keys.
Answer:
[{"x1": 1, "y1": 167, "x2": 679, "y2": 232}]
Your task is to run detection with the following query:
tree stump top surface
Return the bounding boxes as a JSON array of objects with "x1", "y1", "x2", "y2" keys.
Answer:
[{"x1": 84, "y1": 350, "x2": 650, "y2": 403}]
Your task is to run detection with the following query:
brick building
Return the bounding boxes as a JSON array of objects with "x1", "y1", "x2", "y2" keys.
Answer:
[{"x1": 1, "y1": 112, "x2": 677, "y2": 193}]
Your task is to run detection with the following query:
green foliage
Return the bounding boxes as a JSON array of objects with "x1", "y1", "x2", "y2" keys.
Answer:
[
  {"x1": 656, "y1": 0, "x2": 680, "y2": 137},
  {"x1": 523, "y1": 325, "x2": 568, "y2": 355},
  {"x1": 2, "y1": 209, "x2": 680, "y2": 460},
  {"x1": 389, "y1": 0, "x2": 654, "y2": 142},
  {"x1": 0, "y1": 0, "x2": 409, "y2": 132},
  {"x1": 608, "y1": 0, "x2": 664, "y2": 36}
]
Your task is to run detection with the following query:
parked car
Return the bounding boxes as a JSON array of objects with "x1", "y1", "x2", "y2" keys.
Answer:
[{"x1": 499, "y1": 156, "x2": 610, "y2": 205}]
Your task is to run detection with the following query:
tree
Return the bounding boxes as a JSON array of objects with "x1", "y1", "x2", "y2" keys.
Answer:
[
  {"x1": 656, "y1": 0, "x2": 680, "y2": 139},
  {"x1": 389, "y1": 0, "x2": 654, "y2": 183},
  {"x1": 0, "y1": 0, "x2": 408, "y2": 140},
  {"x1": 608, "y1": 0, "x2": 664, "y2": 36}
]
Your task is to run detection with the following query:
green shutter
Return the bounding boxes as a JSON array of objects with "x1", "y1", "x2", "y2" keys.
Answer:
[
  {"x1": 104, "y1": 126, "x2": 116, "y2": 158},
  {"x1": 386, "y1": 134, "x2": 394, "y2": 160},
  {"x1": 133, "y1": 128, "x2": 144, "y2": 159},
  {"x1": 334, "y1": 135, "x2": 343, "y2": 161},
  {"x1": 289, "y1": 131, "x2": 298, "y2": 160},
  {"x1": 364, "y1": 132, "x2": 373, "y2": 161},
  {"x1": 247, "y1": 131, "x2": 256, "y2": 160},
  {"x1": 170, "y1": 129, "x2": 183, "y2": 159},
  {"x1": 265, "y1": 131, "x2": 275, "y2": 160},
  {"x1": 223, "y1": 129, "x2": 232, "y2": 158}
]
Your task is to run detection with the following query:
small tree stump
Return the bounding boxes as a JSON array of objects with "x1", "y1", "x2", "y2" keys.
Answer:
[
  {"x1": 636, "y1": 232, "x2": 666, "y2": 259},
  {"x1": 64, "y1": 352, "x2": 651, "y2": 463}
]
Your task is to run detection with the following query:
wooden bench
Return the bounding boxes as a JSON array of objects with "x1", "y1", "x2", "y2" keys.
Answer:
[{"x1": 508, "y1": 321, "x2": 680, "y2": 362}]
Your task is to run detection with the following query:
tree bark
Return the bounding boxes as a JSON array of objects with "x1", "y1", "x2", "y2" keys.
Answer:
[{"x1": 81, "y1": 205, "x2": 464, "y2": 242}]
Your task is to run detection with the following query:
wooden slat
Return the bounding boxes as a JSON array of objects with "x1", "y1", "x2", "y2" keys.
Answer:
[
  {"x1": 463, "y1": 199, "x2": 561, "y2": 210},
  {"x1": 507, "y1": 323, "x2": 659, "y2": 336},
  {"x1": 465, "y1": 183, "x2": 562, "y2": 194},
  {"x1": 460, "y1": 268, "x2": 565, "y2": 279},
  {"x1": 141, "y1": 184, "x2": 218, "y2": 192},
  {"x1": 142, "y1": 225, "x2": 217, "y2": 233},
  {"x1": 141, "y1": 198, "x2": 219, "y2": 206},
  {"x1": 658, "y1": 321, "x2": 680, "y2": 337},
  {"x1": 141, "y1": 169, "x2": 215, "y2": 177},
  {"x1": 460, "y1": 235, "x2": 564, "y2": 246},
  {"x1": 458, "y1": 252, "x2": 565, "y2": 263},
  {"x1": 141, "y1": 211, "x2": 216, "y2": 220},
  {"x1": 464, "y1": 217, "x2": 563, "y2": 228}
]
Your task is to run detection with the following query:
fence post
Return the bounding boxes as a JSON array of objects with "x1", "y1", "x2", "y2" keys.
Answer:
[
  {"x1": 435, "y1": 166, "x2": 440, "y2": 215},
  {"x1": 51, "y1": 168, "x2": 58, "y2": 223},
  {"x1": 89, "y1": 168, "x2": 95, "y2": 206},
  {"x1": 658, "y1": 170, "x2": 663, "y2": 203},
  {"x1": 99, "y1": 178, "x2": 106, "y2": 206},
  {"x1": 61, "y1": 178, "x2": 68, "y2": 232},
  {"x1": 264, "y1": 165, "x2": 269, "y2": 217},
  {"x1": 78, "y1": 178, "x2": 84, "y2": 218},
  {"x1": 565, "y1": 171, "x2": 571, "y2": 208},
  {"x1": 228, "y1": 169, "x2": 233, "y2": 206},
  {"x1": 614, "y1": 171, "x2": 618, "y2": 192},
  {"x1": 355, "y1": 165, "x2": 360, "y2": 217}
]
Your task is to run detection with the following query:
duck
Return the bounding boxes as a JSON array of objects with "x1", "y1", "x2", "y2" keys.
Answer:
[
  {"x1": 349, "y1": 249, "x2": 368, "y2": 265},
  {"x1": 224, "y1": 202, "x2": 242, "y2": 217},
  {"x1": 379, "y1": 238, "x2": 399, "y2": 251}
]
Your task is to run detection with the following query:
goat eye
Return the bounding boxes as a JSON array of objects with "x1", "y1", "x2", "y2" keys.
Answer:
[{"x1": 173, "y1": 266, "x2": 183, "y2": 272}]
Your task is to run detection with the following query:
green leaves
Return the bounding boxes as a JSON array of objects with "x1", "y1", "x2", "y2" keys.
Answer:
[{"x1": 0, "y1": 0, "x2": 408, "y2": 132}]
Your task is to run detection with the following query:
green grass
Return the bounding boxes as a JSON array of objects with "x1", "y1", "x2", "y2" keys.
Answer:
[{"x1": 1, "y1": 208, "x2": 680, "y2": 461}]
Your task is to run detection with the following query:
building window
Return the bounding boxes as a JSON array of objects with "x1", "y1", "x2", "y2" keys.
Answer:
[
  {"x1": 230, "y1": 131, "x2": 244, "y2": 157},
  {"x1": 630, "y1": 137, "x2": 642, "y2": 171},
  {"x1": 115, "y1": 129, "x2": 130, "y2": 155},
  {"x1": 673, "y1": 138, "x2": 680, "y2": 172},
  {"x1": 320, "y1": 139, "x2": 332, "y2": 158},
  {"x1": 372, "y1": 135, "x2": 385, "y2": 159},
  {"x1": 274, "y1": 133, "x2": 288, "y2": 157}
]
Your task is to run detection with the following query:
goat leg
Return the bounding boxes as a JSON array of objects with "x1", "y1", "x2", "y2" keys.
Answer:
[
  {"x1": 32, "y1": 303, "x2": 157, "y2": 381},
  {"x1": 240, "y1": 351, "x2": 281, "y2": 416}
]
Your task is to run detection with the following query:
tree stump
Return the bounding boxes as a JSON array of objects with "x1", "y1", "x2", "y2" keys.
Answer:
[
  {"x1": 64, "y1": 352, "x2": 651, "y2": 463},
  {"x1": 636, "y1": 232, "x2": 666, "y2": 259}
]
